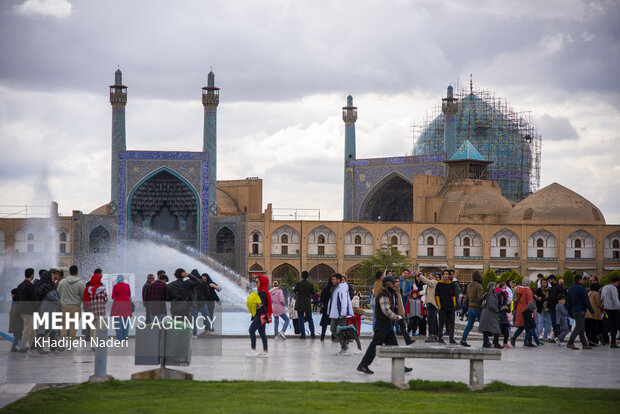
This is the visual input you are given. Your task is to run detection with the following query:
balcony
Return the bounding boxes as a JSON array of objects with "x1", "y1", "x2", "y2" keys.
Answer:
[
  {"x1": 528, "y1": 257, "x2": 558, "y2": 261},
  {"x1": 248, "y1": 254, "x2": 263, "y2": 257},
  {"x1": 565, "y1": 257, "x2": 595, "y2": 261},
  {"x1": 344, "y1": 255, "x2": 372, "y2": 259},
  {"x1": 604, "y1": 257, "x2": 620, "y2": 262},
  {"x1": 416, "y1": 255, "x2": 446, "y2": 259},
  {"x1": 271, "y1": 254, "x2": 300, "y2": 258},
  {"x1": 454, "y1": 256, "x2": 483, "y2": 260},
  {"x1": 490, "y1": 256, "x2": 520, "y2": 260},
  {"x1": 308, "y1": 254, "x2": 337, "y2": 258}
]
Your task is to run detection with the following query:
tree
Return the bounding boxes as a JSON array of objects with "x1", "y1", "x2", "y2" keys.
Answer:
[
  {"x1": 357, "y1": 244, "x2": 411, "y2": 285},
  {"x1": 482, "y1": 269, "x2": 497, "y2": 290},
  {"x1": 601, "y1": 270, "x2": 620, "y2": 286},
  {"x1": 281, "y1": 270, "x2": 297, "y2": 289},
  {"x1": 499, "y1": 269, "x2": 522, "y2": 286},
  {"x1": 562, "y1": 270, "x2": 575, "y2": 287}
]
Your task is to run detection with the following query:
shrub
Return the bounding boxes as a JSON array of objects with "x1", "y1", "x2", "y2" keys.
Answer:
[
  {"x1": 482, "y1": 269, "x2": 497, "y2": 290},
  {"x1": 562, "y1": 270, "x2": 575, "y2": 287}
]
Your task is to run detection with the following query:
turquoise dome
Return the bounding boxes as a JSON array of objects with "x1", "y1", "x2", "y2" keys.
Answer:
[{"x1": 413, "y1": 93, "x2": 533, "y2": 202}]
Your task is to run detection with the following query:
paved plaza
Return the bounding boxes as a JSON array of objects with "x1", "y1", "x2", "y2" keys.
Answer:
[{"x1": 1, "y1": 333, "x2": 619, "y2": 408}]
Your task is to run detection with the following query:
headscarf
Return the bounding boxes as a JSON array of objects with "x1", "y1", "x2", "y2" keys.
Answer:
[
  {"x1": 116, "y1": 274, "x2": 124, "y2": 284},
  {"x1": 257, "y1": 274, "x2": 272, "y2": 317},
  {"x1": 38, "y1": 270, "x2": 57, "y2": 301},
  {"x1": 487, "y1": 282, "x2": 497, "y2": 293},
  {"x1": 84, "y1": 273, "x2": 102, "y2": 304}
]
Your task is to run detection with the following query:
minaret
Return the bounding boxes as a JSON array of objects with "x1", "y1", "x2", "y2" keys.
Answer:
[
  {"x1": 442, "y1": 85, "x2": 458, "y2": 160},
  {"x1": 342, "y1": 95, "x2": 357, "y2": 220},
  {"x1": 110, "y1": 68, "x2": 127, "y2": 211},
  {"x1": 202, "y1": 70, "x2": 219, "y2": 215}
]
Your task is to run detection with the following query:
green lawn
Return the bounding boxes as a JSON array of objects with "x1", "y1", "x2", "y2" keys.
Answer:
[{"x1": 3, "y1": 380, "x2": 618, "y2": 414}]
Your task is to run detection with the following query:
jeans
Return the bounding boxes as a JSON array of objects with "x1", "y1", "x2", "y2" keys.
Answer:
[
  {"x1": 114, "y1": 317, "x2": 129, "y2": 340},
  {"x1": 536, "y1": 310, "x2": 552, "y2": 339},
  {"x1": 438, "y1": 308, "x2": 455, "y2": 340},
  {"x1": 190, "y1": 304, "x2": 211, "y2": 335},
  {"x1": 297, "y1": 311, "x2": 315, "y2": 337},
  {"x1": 249, "y1": 314, "x2": 267, "y2": 351},
  {"x1": 604, "y1": 309, "x2": 619, "y2": 345},
  {"x1": 359, "y1": 321, "x2": 398, "y2": 368},
  {"x1": 512, "y1": 326, "x2": 525, "y2": 342},
  {"x1": 524, "y1": 328, "x2": 540, "y2": 345},
  {"x1": 568, "y1": 312, "x2": 587, "y2": 346},
  {"x1": 274, "y1": 313, "x2": 290, "y2": 335},
  {"x1": 460, "y1": 308, "x2": 482, "y2": 342},
  {"x1": 550, "y1": 308, "x2": 559, "y2": 337},
  {"x1": 426, "y1": 305, "x2": 438, "y2": 337}
]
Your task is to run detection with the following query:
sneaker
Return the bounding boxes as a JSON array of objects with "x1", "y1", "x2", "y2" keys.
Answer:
[
  {"x1": 357, "y1": 365, "x2": 374, "y2": 375},
  {"x1": 246, "y1": 350, "x2": 259, "y2": 357},
  {"x1": 449, "y1": 339, "x2": 458, "y2": 345},
  {"x1": 559, "y1": 342, "x2": 567, "y2": 347},
  {"x1": 192, "y1": 335, "x2": 198, "y2": 339},
  {"x1": 404, "y1": 366, "x2": 413, "y2": 373},
  {"x1": 27, "y1": 349, "x2": 40, "y2": 357},
  {"x1": 279, "y1": 332, "x2": 286, "y2": 340},
  {"x1": 258, "y1": 351, "x2": 270, "y2": 358},
  {"x1": 503, "y1": 344, "x2": 512, "y2": 348},
  {"x1": 17, "y1": 348, "x2": 28, "y2": 353},
  {"x1": 554, "y1": 337, "x2": 560, "y2": 344},
  {"x1": 525, "y1": 343, "x2": 536, "y2": 348},
  {"x1": 35, "y1": 348, "x2": 50, "y2": 355},
  {"x1": 537, "y1": 342, "x2": 544, "y2": 346},
  {"x1": 437, "y1": 339, "x2": 446, "y2": 344},
  {"x1": 482, "y1": 344, "x2": 491, "y2": 348},
  {"x1": 493, "y1": 344, "x2": 503, "y2": 349},
  {"x1": 424, "y1": 337, "x2": 438, "y2": 343},
  {"x1": 610, "y1": 343, "x2": 619, "y2": 348},
  {"x1": 460, "y1": 341, "x2": 471, "y2": 347},
  {"x1": 337, "y1": 349, "x2": 350, "y2": 356},
  {"x1": 510, "y1": 337, "x2": 516, "y2": 347}
]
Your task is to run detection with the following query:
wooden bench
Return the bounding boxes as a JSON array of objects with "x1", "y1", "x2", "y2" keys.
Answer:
[{"x1": 376, "y1": 346, "x2": 501, "y2": 390}]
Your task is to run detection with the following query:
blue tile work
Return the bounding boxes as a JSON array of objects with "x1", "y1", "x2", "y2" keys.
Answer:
[
  {"x1": 343, "y1": 155, "x2": 446, "y2": 220},
  {"x1": 204, "y1": 109, "x2": 217, "y2": 215},
  {"x1": 450, "y1": 139, "x2": 485, "y2": 161},
  {"x1": 116, "y1": 151, "x2": 210, "y2": 256},
  {"x1": 111, "y1": 108, "x2": 126, "y2": 206}
]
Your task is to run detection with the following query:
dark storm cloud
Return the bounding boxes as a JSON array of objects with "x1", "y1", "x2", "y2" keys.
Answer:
[
  {"x1": 534, "y1": 114, "x2": 579, "y2": 141},
  {"x1": 1, "y1": 0, "x2": 618, "y2": 103}
]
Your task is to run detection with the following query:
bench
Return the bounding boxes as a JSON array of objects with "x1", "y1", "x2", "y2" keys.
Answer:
[{"x1": 376, "y1": 346, "x2": 501, "y2": 390}]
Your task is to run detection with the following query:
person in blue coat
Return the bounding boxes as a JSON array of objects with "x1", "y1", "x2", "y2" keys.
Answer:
[{"x1": 565, "y1": 274, "x2": 595, "y2": 350}]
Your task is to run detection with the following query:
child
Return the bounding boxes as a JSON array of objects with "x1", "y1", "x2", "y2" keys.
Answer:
[
  {"x1": 523, "y1": 301, "x2": 543, "y2": 347},
  {"x1": 406, "y1": 290, "x2": 424, "y2": 335},
  {"x1": 496, "y1": 283, "x2": 512, "y2": 348},
  {"x1": 555, "y1": 294, "x2": 570, "y2": 346}
]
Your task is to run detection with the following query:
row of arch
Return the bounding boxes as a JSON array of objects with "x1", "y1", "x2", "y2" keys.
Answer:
[
  {"x1": 248, "y1": 225, "x2": 620, "y2": 260},
  {"x1": 0, "y1": 226, "x2": 110, "y2": 254}
]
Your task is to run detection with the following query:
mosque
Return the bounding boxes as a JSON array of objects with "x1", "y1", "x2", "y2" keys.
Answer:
[{"x1": 0, "y1": 70, "x2": 619, "y2": 287}]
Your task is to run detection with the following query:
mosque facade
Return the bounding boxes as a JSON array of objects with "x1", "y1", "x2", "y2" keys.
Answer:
[{"x1": 0, "y1": 73, "x2": 619, "y2": 290}]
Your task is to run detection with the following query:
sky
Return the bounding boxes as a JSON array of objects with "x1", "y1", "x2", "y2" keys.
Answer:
[{"x1": 0, "y1": 0, "x2": 619, "y2": 223}]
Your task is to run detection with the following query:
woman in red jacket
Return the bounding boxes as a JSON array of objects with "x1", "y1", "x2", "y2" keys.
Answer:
[
  {"x1": 510, "y1": 277, "x2": 534, "y2": 347},
  {"x1": 110, "y1": 274, "x2": 133, "y2": 340}
]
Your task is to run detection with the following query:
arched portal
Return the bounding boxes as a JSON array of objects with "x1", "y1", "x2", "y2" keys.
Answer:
[
  {"x1": 359, "y1": 173, "x2": 413, "y2": 221},
  {"x1": 89, "y1": 226, "x2": 110, "y2": 253},
  {"x1": 129, "y1": 169, "x2": 199, "y2": 248},
  {"x1": 215, "y1": 227, "x2": 235, "y2": 253},
  {"x1": 271, "y1": 263, "x2": 299, "y2": 282},
  {"x1": 309, "y1": 264, "x2": 336, "y2": 284}
]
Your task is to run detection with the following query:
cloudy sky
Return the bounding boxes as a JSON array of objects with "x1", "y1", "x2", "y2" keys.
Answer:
[{"x1": 1, "y1": 0, "x2": 619, "y2": 223}]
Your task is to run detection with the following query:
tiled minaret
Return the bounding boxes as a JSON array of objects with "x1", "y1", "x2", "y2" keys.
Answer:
[
  {"x1": 202, "y1": 70, "x2": 219, "y2": 215},
  {"x1": 110, "y1": 68, "x2": 127, "y2": 212}
]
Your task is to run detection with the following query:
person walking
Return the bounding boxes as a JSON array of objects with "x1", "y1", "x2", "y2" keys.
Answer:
[
  {"x1": 565, "y1": 274, "x2": 595, "y2": 350},
  {"x1": 534, "y1": 278, "x2": 552, "y2": 340},
  {"x1": 57, "y1": 265, "x2": 85, "y2": 341},
  {"x1": 435, "y1": 270, "x2": 457, "y2": 344},
  {"x1": 523, "y1": 301, "x2": 543, "y2": 347},
  {"x1": 479, "y1": 282, "x2": 502, "y2": 348},
  {"x1": 110, "y1": 274, "x2": 132, "y2": 341},
  {"x1": 555, "y1": 294, "x2": 570, "y2": 346},
  {"x1": 419, "y1": 272, "x2": 439, "y2": 342},
  {"x1": 393, "y1": 277, "x2": 414, "y2": 345},
  {"x1": 17, "y1": 268, "x2": 38, "y2": 355},
  {"x1": 460, "y1": 271, "x2": 484, "y2": 347},
  {"x1": 547, "y1": 275, "x2": 562, "y2": 339},
  {"x1": 357, "y1": 276, "x2": 413, "y2": 375},
  {"x1": 406, "y1": 290, "x2": 424, "y2": 336},
  {"x1": 319, "y1": 278, "x2": 333, "y2": 341},
  {"x1": 510, "y1": 277, "x2": 534, "y2": 347},
  {"x1": 36, "y1": 270, "x2": 62, "y2": 353},
  {"x1": 144, "y1": 272, "x2": 168, "y2": 322},
  {"x1": 328, "y1": 273, "x2": 355, "y2": 355},
  {"x1": 600, "y1": 275, "x2": 620, "y2": 348},
  {"x1": 294, "y1": 271, "x2": 315, "y2": 339},
  {"x1": 585, "y1": 283, "x2": 604, "y2": 346},
  {"x1": 247, "y1": 274, "x2": 272, "y2": 357},
  {"x1": 496, "y1": 283, "x2": 511, "y2": 347},
  {"x1": 270, "y1": 281, "x2": 289, "y2": 339}
]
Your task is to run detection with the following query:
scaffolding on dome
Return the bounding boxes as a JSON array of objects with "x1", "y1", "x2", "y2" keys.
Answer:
[{"x1": 412, "y1": 87, "x2": 542, "y2": 202}]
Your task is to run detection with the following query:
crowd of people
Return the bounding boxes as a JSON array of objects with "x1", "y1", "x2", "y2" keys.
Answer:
[{"x1": 8, "y1": 265, "x2": 222, "y2": 355}]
